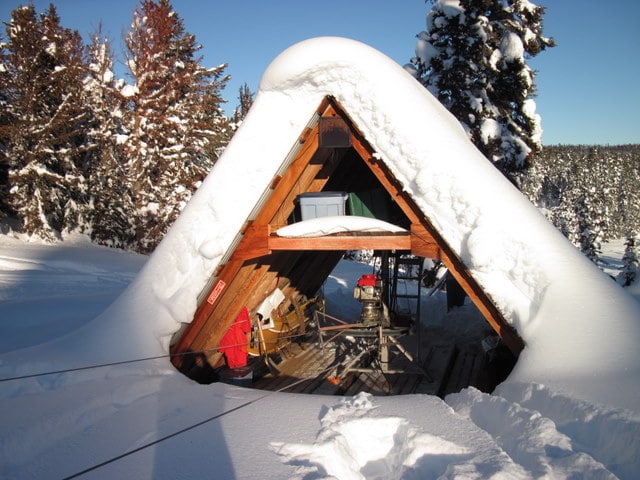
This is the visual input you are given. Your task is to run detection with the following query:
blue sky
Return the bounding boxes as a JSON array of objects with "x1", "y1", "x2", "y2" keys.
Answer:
[{"x1": 1, "y1": 0, "x2": 638, "y2": 145}]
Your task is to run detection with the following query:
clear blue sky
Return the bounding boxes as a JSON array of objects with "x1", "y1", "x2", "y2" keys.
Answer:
[{"x1": 2, "y1": 0, "x2": 638, "y2": 145}]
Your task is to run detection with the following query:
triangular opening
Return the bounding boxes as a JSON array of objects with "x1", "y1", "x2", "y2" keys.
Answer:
[{"x1": 170, "y1": 96, "x2": 520, "y2": 396}]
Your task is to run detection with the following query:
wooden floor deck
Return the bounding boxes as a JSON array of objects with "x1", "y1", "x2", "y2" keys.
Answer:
[{"x1": 224, "y1": 327, "x2": 512, "y2": 397}]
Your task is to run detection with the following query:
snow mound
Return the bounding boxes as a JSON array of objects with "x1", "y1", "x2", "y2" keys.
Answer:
[{"x1": 271, "y1": 390, "x2": 632, "y2": 479}]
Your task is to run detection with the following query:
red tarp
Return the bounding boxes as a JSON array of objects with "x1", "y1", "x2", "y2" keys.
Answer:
[{"x1": 219, "y1": 307, "x2": 251, "y2": 368}]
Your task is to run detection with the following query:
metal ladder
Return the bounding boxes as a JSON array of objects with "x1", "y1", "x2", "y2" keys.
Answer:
[{"x1": 389, "y1": 252, "x2": 424, "y2": 328}]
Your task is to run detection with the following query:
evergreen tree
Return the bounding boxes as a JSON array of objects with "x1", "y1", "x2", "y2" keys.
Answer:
[
  {"x1": 199, "y1": 71, "x2": 233, "y2": 166},
  {"x1": 616, "y1": 147, "x2": 640, "y2": 239},
  {"x1": 618, "y1": 234, "x2": 638, "y2": 287},
  {"x1": 230, "y1": 82, "x2": 254, "y2": 130},
  {"x1": 408, "y1": 0, "x2": 554, "y2": 177},
  {"x1": 575, "y1": 194, "x2": 603, "y2": 264},
  {"x1": 0, "y1": 29, "x2": 12, "y2": 219},
  {"x1": 1, "y1": 4, "x2": 89, "y2": 239},
  {"x1": 123, "y1": 0, "x2": 229, "y2": 252},
  {"x1": 83, "y1": 28, "x2": 134, "y2": 248}
]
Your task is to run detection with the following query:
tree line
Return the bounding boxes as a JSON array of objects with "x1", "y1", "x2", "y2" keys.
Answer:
[
  {"x1": 0, "y1": 1, "x2": 250, "y2": 252},
  {"x1": 518, "y1": 144, "x2": 639, "y2": 285}
]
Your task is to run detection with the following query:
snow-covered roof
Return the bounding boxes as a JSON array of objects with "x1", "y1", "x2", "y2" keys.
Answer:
[{"x1": 38, "y1": 37, "x2": 640, "y2": 408}]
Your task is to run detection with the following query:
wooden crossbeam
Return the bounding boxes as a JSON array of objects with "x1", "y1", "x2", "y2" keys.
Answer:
[{"x1": 268, "y1": 231, "x2": 410, "y2": 251}]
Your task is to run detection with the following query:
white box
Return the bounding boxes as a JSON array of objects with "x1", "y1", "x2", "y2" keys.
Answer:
[{"x1": 298, "y1": 191, "x2": 348, "y2": 220}]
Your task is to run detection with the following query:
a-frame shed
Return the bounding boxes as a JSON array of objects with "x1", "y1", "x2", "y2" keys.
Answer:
[{"x1": 171, "y1": 96, "x2": 524, "y2": 373}]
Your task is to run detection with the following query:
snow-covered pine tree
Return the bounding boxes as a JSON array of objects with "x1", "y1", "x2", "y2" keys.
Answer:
[
  {"x1": 618, "y1": 234, "x2": 638, "y2": 287},
  {"x1": 616, "y1": 147, "x2": 640, "y2": 240},
  {"x1": 199, "y1": 69, "x2": 233, "y2": 168},
  {"x1": 84, "y1": 29, "x2": 135, "y2": 248},
  {"x1": 123, "y1": 0, "x2": 229, "y2": 252},
  {"x1": 408, "y1": 0, "x2": 554, "y2": 177},
  {"x1": 576, "y1": 194, "x2": 603, "y2": 265},
  {"x1": 0, "y1": 29, "x2": 12, "y2": 220},
  {"x1": 551, "y1": 148, "x2": 602, "y2": 263},
  {"x1": 1, "y1": 4, "x2": 89, "y2": 239},
  {"x1": 230, "y1": 83, "x2": 254, "y2": 131}
]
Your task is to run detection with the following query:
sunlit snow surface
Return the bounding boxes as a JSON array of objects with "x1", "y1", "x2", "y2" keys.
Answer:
[{"x1": 0, "y1": 235, "x2": 638, "y2": 479}]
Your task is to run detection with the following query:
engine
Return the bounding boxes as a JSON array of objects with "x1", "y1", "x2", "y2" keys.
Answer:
[{"x1": 353, "y1": 274, "x2": 390, "y2": 327}]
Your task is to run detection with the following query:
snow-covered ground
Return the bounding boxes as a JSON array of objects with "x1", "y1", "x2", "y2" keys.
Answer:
[{"x1": 0, "y1": 233, "x2": 638, "y2": 479}]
